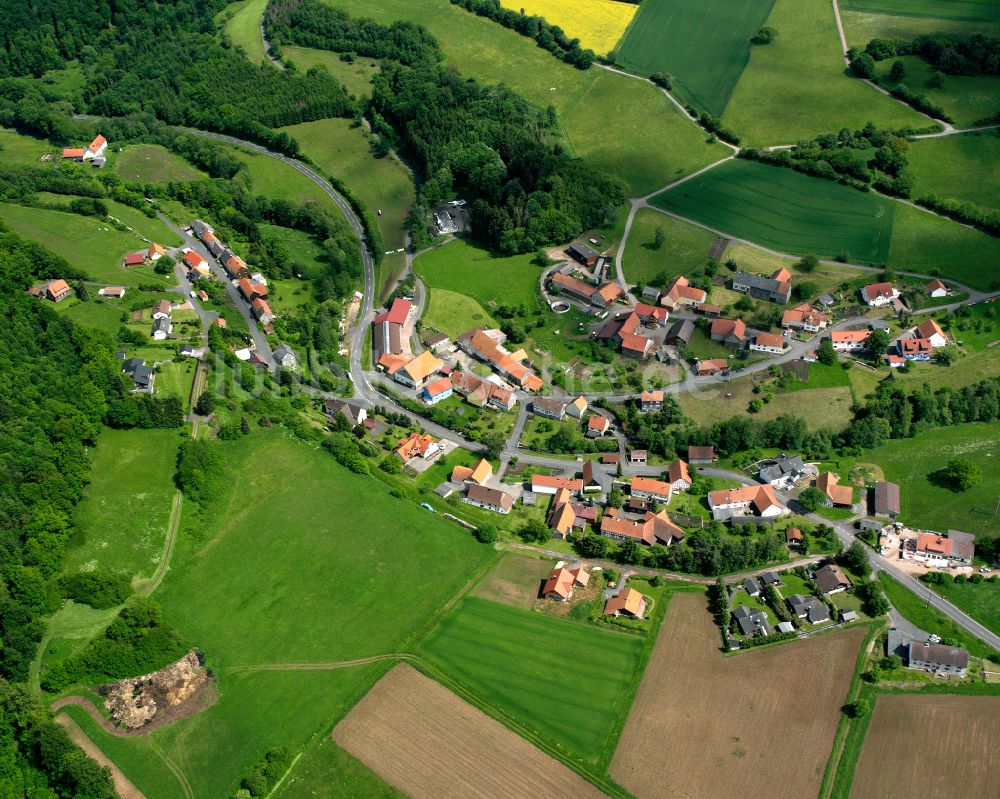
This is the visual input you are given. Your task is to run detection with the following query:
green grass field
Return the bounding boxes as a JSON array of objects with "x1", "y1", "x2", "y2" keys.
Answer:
[
  {"x1": 722, "y1": 0, "x2": 927, "y2": 144},
  {"x1": 113, "y1": 144, "x2": 207, "y2": 184},
  {"x1": 651, "y1": 159, "x2": 895, "y2": 263},
  {"x1": 34, "y1": 192, "x2": 183, "y2": 248},
  {"x1": 418, "y1": 596, "x2": 644, "y2": 765},
  {"x1": 0, "y1": 129, "x2": 56, "y2": 164},
  {"x1": 841, "y1": 0, "x2": 999, "y2": 21},
  {"x1": 325, "y1": 0, "x2": 726, "y2": 195},
  {"x1": 279, "y1": 117, "x2": 414, "y2": 250},
  {"x1": 275, "y1": 736, "x2": 405, "y2": 799},
  {"x1": 281, "y1": 46, "x2": 381, "y2": 97},
  {"x1": 615, "y1": 0, "x2": 775, "y2": 117},
  {"x1": 224, "y1": 143, "x2": 334, "y2": 207},
  {"x1": 841, "y1": 8, "x2": 1000, "y2": 46},
  {"x1": 219, "y1": 0, "x2": 269, "y2": 64},
  {"x1": 908, "y1": 133, "x2": 1000, "y2": 210},
  {"x1": 66, "y1": 429, "x2": 181, "y2": 584},
  {"x1": 678, "y1": 381, "x2": 855, "y2": 431},
  {"x1": 54, "y1": 299, "x2": 125, "y2": 336},
  {"x1": 874, "y1": 56, "x2": 1000, "y2": 127},
  {"x1": 0, "y1": 203, "x2": 172, "y2": 287},
  {"x1": 621, "y1": 207, "x2": 718, "y2": 288},
  {"x1": 154, "y1": 359, "x2": 197, "y2": 401},
  {"x1": 930, "y1": 580, "x2": 1000, "y2": 636},
  {"x1": 423, "y1": 288, "x2": 498, "y2": 338}
]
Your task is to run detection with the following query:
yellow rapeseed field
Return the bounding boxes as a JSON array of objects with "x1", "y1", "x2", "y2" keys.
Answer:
[{"x1": 499, "y1": 0, "x2": 638, "y2": 55}]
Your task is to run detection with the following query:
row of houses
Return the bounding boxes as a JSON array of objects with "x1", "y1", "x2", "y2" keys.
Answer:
[
  {"x1": 549, "y1": 270, "x2": 623, "y2": 309},
  {"x1": 457, "y1": 327, "x2": 543, "y2": 392}
]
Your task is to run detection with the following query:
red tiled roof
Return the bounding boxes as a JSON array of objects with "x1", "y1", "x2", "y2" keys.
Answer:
[
  {"x1": 711, "y1": 317, "x2": 747, "y2": 340},
  {"x1": 124, "y1": 252, "x2": 145, "y2": 265},
  {"x1": 374, "y1": 297, "x2": 411, "y2": 326}
]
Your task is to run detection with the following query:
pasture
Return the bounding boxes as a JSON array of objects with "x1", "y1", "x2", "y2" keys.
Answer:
[
  {"x1": 930, "y1": 580, "x2": 1000, "y2": 636},
  {"x1": 908, "y1": 133, "x2": 1000, "y2": 210},
  {"x1": 327, "y1": 0, "x2": 727, "y2": 195},
  {"x1": 876, "y1": 56, "x2": 1000, "y2": 128},
  {"x1": 280, "y1": 46, "x2": 380, "y2": 97},
  {"x1": 615, "y1": 0, "x2": 775, "y2": 117},
  {"x1": 498, "y1": 0, "x2": 637, "y2": 55},
  {"x1": 650, "y1": 159, "x2": 895, "y2": 263},
  {"x1": 621, "y1": 207, "x2": 718, "y2": 288},
  {"x1": 423, "y1": 288, "x2": 498, "y2": 339},
  {"x1": 722, "y1": 0, "x2": 926, "y2": 144},
  {"x1": 840, "y1": 8, "x2": 1000, "y2": 45},
  {"x1": 850, "y1": 695, "x2": 1000, "y2": 798},
  {"x1": 113, "y1": 144, "x2": 206, "y2": 184},
  {"x1": 678, "y1": 381, "x2": 855, "y2": 431},
  {"x1": 32, "y1": 193, "x2": 182, "y2": 248},
  {"x1": 280, "y1": 117, "x2": 414, "y2": 250},
  {"x1": 55, "y1": 299, "x2": 125, "y2": 336},
  {"x1": 840, "y1": 0, "x2": 1000, "y2": 21},
  {"x1": 334, "y1": 664, "x2": 608, "y2": 799},
  {"x1": 0, "y1": 129, "x2": 55, "y2": 164},
  {"x1": 611, "y1": 592, "x2": 865, "y2": 799},
  {"x1": 417, "y1": 596, "x2": 644, "y2": 765},
  {"x1": 67, "y1": 429, "x2": 181, "y2": 585},
  {"x1": 0, "y1": 203, "x2": 172, "y2": 287},
  {"x1": 219, "y1": 0, "x2": 268, "y2": 64}
]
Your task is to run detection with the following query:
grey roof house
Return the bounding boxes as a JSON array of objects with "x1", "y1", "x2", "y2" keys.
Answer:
[
  {"x1": 731, "y1": 605, "x2": 772, "y2": 637},
  {"x1": 759, "y1": 454, "x2": 807, "y2": 486},
  {"x1": 787, "y1": 594, "x2": 830, "y2": 624}
]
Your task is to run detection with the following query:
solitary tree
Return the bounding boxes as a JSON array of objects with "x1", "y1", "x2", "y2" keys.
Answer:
[
  {"x1": 795, "y1": 253, "x2": 819, "y2": 273},
  {"x1": 941, "y1": 458, "x2": 982, "y2": 491},
  {"x1": 889, "y1": 60, "x2": 906, "y2": 82},
  {"x1": 653, "y1": 226, "x2": 666, "y2": 249}
]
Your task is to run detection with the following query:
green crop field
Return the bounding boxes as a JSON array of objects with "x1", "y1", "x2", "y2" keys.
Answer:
[
  {"x1": 615, "y1": 0, "x2": 775, "y2": 117},
  {"x1": 424, "y1": 288, "x2": 498, "y2": 338},
  {"x1": 621, "y1": 207, "x2": 718, "y2": 288},
  {"x1": 722, "y1": 0, "x2": 927, "y2": 145},
  {"x1": 418, "y1": 596, "x2": 644, "y2": 764},
  {"x1": 219, "y1": 0, "x2": 269, "y2": 64},
  {"x1": 0, "y1": 203, "x2": 173, "y2": 287},
  {"x1": 650, "y1": 159, "x2": 895, "y2": 263},
  {"x1": 325, "y1": 0, "x2": 727, "y2": 195},
  {"x1": 280, "y1": 117, "x2": 414, "y2": 250},
  {"x1": 66, "y1": 429, "x2": 181, "y2": 584},
  {"x1": 281, "y1": 46, "x2": 381, "y2": 97},
  {"x1": 113, "y1": 144, "x2": 207, "y2": 184},
  {"x1": 0, "y1": 129, "x2": 56, "y2": 164},
  {"x1": 909, "y1": 134, "x2": 1000, "y2": 210},
  {"x1": 874, "y1": 57, "x2": 1000, "y2": 127},
  {"x1": 841, "y1": 0, "x2": 999, "y2": 21}
]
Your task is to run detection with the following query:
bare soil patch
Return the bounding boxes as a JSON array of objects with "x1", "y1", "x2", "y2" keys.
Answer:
[
  {"x1": 473, "y1": 554, "x2": 553, "y2": 609},
  {"x1": 333, "y1": 663, "x2": 607, "y2": 799},
  {"x1": 611, "y1": 592, "x2": 865, "y2": 799},
  {"x1": 54, "y1": 713, "x2": 148, "y2": 799},
  {"x1": 850, "y1": 694, "x2": 1000, "y2": 798}
]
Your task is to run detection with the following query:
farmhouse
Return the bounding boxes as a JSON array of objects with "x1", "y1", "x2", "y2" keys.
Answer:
[
  {"x1": 33, "y1": 279, "x2": 72, "y2": 302},
  {"x1": 547, "y1": 488, "x2": 577, "y2": 538},
  {"x1": 910, "y1": 318, "x2": 948, "y2": 348},
  {"x1": 903, "y1": 530, "x2": 975, "y2": 568},
  {"x1": 223, "y1": 253, "x2": 250, "y2": 280},
  {"x1": 531, "y1": 397, "x2": 567, "y2": 421},
  {"x1": 787, "y1": 594, "x2": 831, "y2": 624},
  {"x1": 424, "y1": 332, "x2": 451, "y2": 353},
  {"x1": 759, "y1": 454, "x2": 807, "y2": 487},
  {"x1": 581, "y1": 460, "x2": 602, "y2": 493},
  {"x1": 422, "y1": 376, "x2": 453, "y2": 405},
  {"x1": 325, "y1": 400, "x2": 367, "y2": 427},
  {"x1": 457, "y1": 328, "x2": 542, "y2": 392},
  {"x1": 566, "y1": 395, "x2": 588, "y2": 419},
  {"x1": 630, "y1": 476, "x2": 673, "y2": 504},
  {"x1": 926, "y1": 279, "x2": 948, "y2": 298},
  {"x1": 449, "y1": 371, "x2": 517, "y2": 411},
  {"x1": 640, "y1": 390, "x2": 664, "y2": 412},
  {"x1": 750, "y1": 332, "x2": 785, "y2": 355},
  {"x1": 664, "y1": 319, "x2": 694, "y2": 346},
  {"x1": 451, "y1": 459, "x2": 493, "y2": 487},
  {"x1": 782, "y1": 304, "x2": 829, "y2": 333},
  {"x1": 550, "y1": 272, "x2": 622, "y2": 308},
  {"x1": 239, "y1": 278, "x2": 268, "y2": 302},
  {"x1": 696, "y1": 358, "x2": 729, "y2": 376},
  {"x1": 600, "y1": 507, "x2": 683, "y2": 546},
  {"x1": 688, "y1": 445, "x2": 717, "y2": 464},
  {"x1": 814, "y1": 564, "x2": 850, "y2": 595},
  {"x1": 566, "y1": 241, "x2": 600, "y2": 266},
  {"x1": 697, "y1": 303, "x2": 722, "y2": 317},
  {"x1": 462, "y1": 484, "x2": 514, "y2": 514},
  {"x1": 98, "y1": 286, "x2": 126, "y2": 298},
  {"x1": 603, "y1": 588, "x2": 647, "y2": 619},
  {"x1": 665, "y1": 459, "x2": 692, "y2": 492},
  {"x1": 372, "y1": 298, "x2": 411, "y2": 359},
  {"x1": 907, "y1": 641, "x2": 968, "y2": 677},
  {"x1": 731, "y1": 605, "x2": 771, "y2": 637},
  {"x1": 147, "y1": 242, "x2": 165, "y2": 261},
  {"x1": 732, "y1": 268, "x2": 792, "y2": 305},
  {"x1": 872, "y1": 481, "x2": 900, "y2": 519},
  {"x1": 634, "y1": 302, "x2": 668, "y2": 327},
  {"x1": 829, "y1": 330, "x2": 871, "y2": 352},
  {"x1": 531, "y1": 474, "x2": 583, "y2": 496},
  {"x1": 816, "y1": 471, "x2": 853, "y2": 507},
  {"x1": 641, "y1": 286, "x2": 661, "y2": 302},
  {"x1": 710, "y1": 318, "x2": 748, "y2": 348},
  {"x1": 182, "y1": 250, "x2": 209, "y2": 277},
  {"x1": 659, "y1": 275, "x2": 707, "y2": 310},
  {"x1": 542, "y1": 562, "x2": 590, "y2": 601},
  {"x1": 597, "y1": 312, "x2": 655, "y2": 359},
  {"x1": 395, "y1": 432, "x2": 440, "y2": 463},
  {"x1": 708, "y1": 484, "x2": 787, "y2": 521},
  {"x1": 861, "y1": 282, "x2": 900, "y2": 307},
  {"x1": 586, "y1": 415, "x2": 610, "y2": 438},
  {"x1": 202, "y1": 231, "x2": 225, "y2": 258},
  {"x1": 394, "y1": 350, "x2": 443, "y2": 389}
]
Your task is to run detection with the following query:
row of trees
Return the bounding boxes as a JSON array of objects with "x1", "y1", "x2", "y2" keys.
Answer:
[{"x1": 864, "y1": 33, "x2": 1000, "y2": 77}]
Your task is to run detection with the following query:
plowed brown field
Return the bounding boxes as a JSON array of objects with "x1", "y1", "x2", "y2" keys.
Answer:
[
  {"x1": 333, "y1": 663, "x2": 607, "y2": 799},
  {"x1": 611, "y1": 592, "x2": 865, "y2": 799},
  {"x1": 850, "y1": 694, "x2": 1000, "y2": 798}
]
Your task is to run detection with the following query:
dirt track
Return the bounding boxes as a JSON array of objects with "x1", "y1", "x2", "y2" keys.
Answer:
[
  {"x1": 54, "y1": 713, "x2": 147, "y2": 799},
  {"x1": 333, "y1": 663, "x2": 606, "y2": 799},
  {"x1": 611, "y1": 592, "x2": 865, "y2": 799}
]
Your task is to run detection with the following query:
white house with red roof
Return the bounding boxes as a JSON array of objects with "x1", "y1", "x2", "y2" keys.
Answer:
[
  {"x1": 910, "y1": 318, "x2": 948, "y2": 348},
  {"x1": 860, "y1": 282, "x2": 899, "y2": 307},
  {"x1": 926, "y1": 279, "x2": 948, "y2": 298}
]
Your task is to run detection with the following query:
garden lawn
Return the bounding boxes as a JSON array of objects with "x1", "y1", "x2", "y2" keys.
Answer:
[
  {"x1": 722, "y1": 0, "x2": 927, "y2": 145},
  {"x1": 113, "y1": 144, "x2": 206, "y2": 184},
  {"x1": 0, "y1": 203, "x2": 172, "y2": 287},
  {"x1": 157, "y1": 429, "x2": 493, "y2": 667},
  {"x1": 0, "y1": 129, "x2": 55, "y2": 164},
  {"x1": 930, "y1": 580, "x2": 1000, "y2": 637},
  {"x1": 498, "y1": 0, "x2": 637, "y2": 55},
  {"x1": 219, "y1": 0, "x2": 268, "y2": 64},
  {"x1": 326, "y1": 0, "x2": 727, "y2": 195},
  {"x1": 878, "y1": 573, "x2": 995, "y2": 658},
  {"x1": 780, "y1": 361, "x2": 853, "y2": 393},
  {"x1": 732, "y1": 593, "x2": 779, "y2": 628},
  {"x1": 415, "y1": 238, "x2": 542, "y2": 310},
  {"x1": 154, "y1": 359, "x2": 196, "y2": 402},
  {"x1": 423, "y1": 288, "x2": 497, "y2": 338},
  {"x1": 280, "y1": 117, "x2": 414, "y2": 250},
  {"x1": 908, "y1": 133, "x2": 1000, "y2": 210},
  {"x1": 888, "y1": 202, "x2": 1000, "y2": 290},
  {"x1": 280, "y1": 46, "x2": 380, "y2": 97},
  {"x1": 67, "y1": 429, "x2": 180, "y2": 584},
  {"x1": 417, "y1": 596, "x2": 644, "y2": 765},
  {"x1": 840, "y1": 0, "x2": 999, "y2": 21},
  {"x1": 776, "y1": 571, "x2": 814, "y2": 599},
  {"x1": 651, "y1": 159, "x2": 895, "y2": 263},
  {"x1": 616, "y1": 0, "x2": 775, "y2": 117},
  {"x1": 621, "y1": 208, "x2": 717, "y2": 288}
]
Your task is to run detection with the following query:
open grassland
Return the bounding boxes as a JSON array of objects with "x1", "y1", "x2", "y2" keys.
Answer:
[
  {"x1": 280, "y1": 117, "x2": 414, "y2": 250},
  {"x1": 651, "y1": 159, "x2": 895, "y2": 263},
  {"x1": 275, "y1": 737, "x2": 405, "y2": 799},
  {"x1": 334, "y1": 664, "x2": 608, "y2": 799},
  {"x1": 722, "y1": 0, "x2": 927, "y2": 145},
  {"x1": 417, "y1": 596, "x2": 644, "y2": 765},
  {"x1": 850, "y1": 694, "x2": 1000, "y2": 798},
  {"x1": 0, "y1": 203, "x2": 172, "y2": 286},
  {"x1": 34, "y1": 192, "x2": 183, "y2": 248},
  {"x1": 621, "y1": 207, "x2": 718, "y2": 288},
  {"x1": 113, "y1": 144, "x2": 206, "y2": 184},
  {"x1": 930, "y1": 580, "x2": 1000, "y2": 636},
  {"x1": 908, "y1": 133, "x2": 1000, "y2": 210},
  {"x1": 224, "y1": 143, "x2": 333, "y2": 207},
  {"x1": 472, "y1": 554, "x2": 553, "y2": 609},
  {"x1": 841, "y1": 0, "x2": 1000, "y2": 21},
  {"x1": 0, "y1": 129, "x2": 56, "y2": 164},
  {"x1": 55, "y1": 299, "x2": 126, "y2": 336},
  {"x1": 841, "y1": 8, "x2": 1000, "y2": 45},
  {"x1": 616, "y1": 0, "x2": 774, "y2": 117},
  {"x1": 219, "y1": 0, "x2": 268, "y2": 64},
  {"x1": 326, "y1": 0, "x2": 727, "y2": 195},
  {"x1": 416, "y1": 238, "x2": 542, "y2": 311},
  {"x1": 678, "y1": 381, "x2": 855, "y2": 431},
  {"x1": 875, "y1": 56, "x2": 1000, "y2": 127},
  {"x1": 499, "y1": 0, "x2": 637, "y2": 55},
  {"x1": 159, "y1": 430, "x2": 492, "y2": 667},
  {"x1": 888, "y1": 203, "x2": 1000, "y2": 290},
  {"x1": 281, "y1": 46, "x2": 380, "y2": 97},
  {"x1": 611, "y1": 592, "x2": 865, "y2": 799},
  {"x1": 67, "y1": 429, "x2": 180, "y2": 584},
  {"x1": 424, "y1": 288, "x2": 498, "y2": 338}
]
